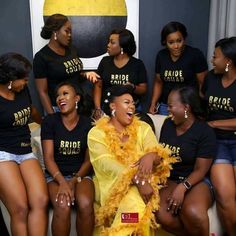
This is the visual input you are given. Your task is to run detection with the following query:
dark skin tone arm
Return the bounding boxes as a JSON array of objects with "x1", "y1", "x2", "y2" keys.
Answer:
[
  {"x1": 35, "y1": 78, "x2": 54, "y2": 114},
  {"x1": 208, "y1": 118, "x2": 236, "y2": 130},
  {"x1": 31, "y1": 105, "x2": 42, "y2": 124},
  {"x1": 167, "y1": 158, "x2": 212, "y2": 215},
  {"x1": 149, "y1": 74, "x2": 163, "y2": 114}
]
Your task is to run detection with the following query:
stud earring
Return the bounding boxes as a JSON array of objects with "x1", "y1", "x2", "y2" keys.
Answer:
[
  {"x1": 184, "y1": 110, "x2": 188, "y2": 119},
  {"x1": 54, "y1": 33, "x2": 57, "y2": 41},
  {"x1": 225, "y1": 63, "x2": 229, "y2": 72},
  {"x1": 8, "y1": 81, "x2": 12, "y2": 90},
  {"x1": 111, "y1": 109, "x2": 116, "y2": 117},
  {"x1": 120, "y1": 48, "x2": 124, "y2": 55},
  {"x1": 75, "y1": 101, "x2": 78, "y2": 109}
]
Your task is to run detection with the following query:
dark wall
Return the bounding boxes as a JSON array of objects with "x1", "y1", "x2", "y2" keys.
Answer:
[
  {"x1": 139, "y1": 0, "x2": 210, "y2": 108},
  {"x1": 0, "y1": 0, "x2": 210, "y2": 111}
]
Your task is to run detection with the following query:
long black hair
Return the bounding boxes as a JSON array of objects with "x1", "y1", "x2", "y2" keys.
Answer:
[{"x1": 0, "y1": 52, "x2": 31, "y2": 84}]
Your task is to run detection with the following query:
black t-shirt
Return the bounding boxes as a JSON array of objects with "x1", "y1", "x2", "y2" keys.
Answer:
[
  {"x1": 33, "y1": 45, "x2": 84, "y2": 106},
  {"x1": 155, "y1": 45, "x2": 208, "y2": 103},
  {"x1": 159, "y1": 118, "x2": 216, "y2": 179},
  {"x1": 0, "y1": 86, "x2": 32, "y2": 154},
  {"x1": 41, "y1": 113, "x2": 92, "y2": 175},
  {"x1": 202, "y1": 70, "x2": 236, "y2": 139},
  {"x1": 97, "y1": 56, "x2": 147, "y2": 102}
]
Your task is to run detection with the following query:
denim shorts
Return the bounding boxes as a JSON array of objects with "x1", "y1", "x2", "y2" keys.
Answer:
[
  {"x1": 0, "y1": 151, "x2": 37, "y2": 164},
  {"x1": 214, "y1": 139, "x2": 236, "y2": 166},
  {"x1": 158, "y1": 103, "x2": 169, "y2": 116},
  {"x1": 170, "y1": 176, "x2": 215, "y2": 200},
  {"x1": 45, "y1": 172, "x2": 92, "y2": 183}
]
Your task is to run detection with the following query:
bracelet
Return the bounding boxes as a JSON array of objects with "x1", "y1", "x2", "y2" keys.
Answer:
[
  {"x1": 52, "y1": 171, "x2": 60, "y2": 180},
  {"x1": 73, "y1": 172, "x2": 82, "y2": 183}
]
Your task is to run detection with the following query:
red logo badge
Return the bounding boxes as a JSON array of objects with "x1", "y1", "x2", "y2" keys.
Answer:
[{"x1": 121, "y1": 213, "x2": 139, "y2": 223}]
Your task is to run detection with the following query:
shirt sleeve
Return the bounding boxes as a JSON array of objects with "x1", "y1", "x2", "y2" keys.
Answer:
[
  {"x1": 135, "y1": 59, "x2": 147, "y2": 84},
  {"x1": 33, "y1": 52, "x2": 48, "y2": 79},
  {"x1": 88, "y1": 127, "x2": 126, "y2": 178},
  {"x1": 196, "y1": 123, "x2": 216, "y2": 159},
  {"x1": 140, "y1": 122, "x2": 159, "y2": 152},
  {"x1": 193, "y1": 48, "x2": 208, "y2": 73},
  {"x1": 155, "y1": 51, "x2": 161, "y2": 74}
]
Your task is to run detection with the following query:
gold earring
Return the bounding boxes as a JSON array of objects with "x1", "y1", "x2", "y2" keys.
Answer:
[
  {"x1": 111, "y1": 109, "x2": 116, "y2": 117},
  {"x1": 184, "y1": 110, "x2": 188, "y2": 119},
  {"x1": 54, "y1": 33, "x2": 57, "y2": 41},
  {"x1": 8, "y1": 81, "x2": 12, "y2": 90},
  {"x1": 120, "y1": 48, "x2": 124, "y2": 55},
  {"x1": 225, "y1": 63, "x2": 229, "y2": 72}
]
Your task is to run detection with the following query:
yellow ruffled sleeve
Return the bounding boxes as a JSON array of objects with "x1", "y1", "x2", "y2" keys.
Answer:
[{"x1": 88, "y1": 126, "x2": 126, "y2": 206}]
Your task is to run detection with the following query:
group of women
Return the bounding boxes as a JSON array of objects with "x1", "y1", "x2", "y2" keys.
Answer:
[{"x1": 0, "y1": 13, "x2": 236, "y2": 236}]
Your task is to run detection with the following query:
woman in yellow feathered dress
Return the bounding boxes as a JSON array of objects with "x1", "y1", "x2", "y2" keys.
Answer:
[{"x1": 88, "y1": 85, "x2": 175, "y2": 236}]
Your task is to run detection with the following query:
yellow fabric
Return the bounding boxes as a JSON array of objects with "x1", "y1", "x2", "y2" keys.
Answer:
[
  {"x1": 88, "y1": 116, "x2": 174, "y2": 236},
  {"x1": 44, "y1": 0, "x2": 127, "y2": 16}
]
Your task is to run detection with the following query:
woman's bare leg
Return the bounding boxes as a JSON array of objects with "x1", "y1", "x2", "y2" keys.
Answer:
[{"x1": 20, "y1": 159, "x2": 49, "y2": 236}]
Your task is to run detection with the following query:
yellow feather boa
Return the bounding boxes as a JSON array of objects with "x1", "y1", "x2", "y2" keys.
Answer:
[{"x1": 94, "y1": 116, "x2": 176, "y2": 235}]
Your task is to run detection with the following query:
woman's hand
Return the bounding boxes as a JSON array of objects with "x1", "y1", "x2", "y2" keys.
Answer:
[
  {"x1": 167, "y1": 183, "x2": 187, "y2": 215},
  {"x1": 56, "y1": 180, "x2": 75, "y2": 207},
  {"x1": 84, "y1": 71, "x2": 100, "y2": 83},
  {"x1": 137, "y1": 182, "x2": 154, "y2": 204},
  {"x1": 92, "y1": 108, "x2": 104, "y2": 120},
  {"x1": 132, "y1": 153, "x2": 156, "y2": 185},
  {"x1": 148, "y1": 103, "x2": 158, "y2": 114}
]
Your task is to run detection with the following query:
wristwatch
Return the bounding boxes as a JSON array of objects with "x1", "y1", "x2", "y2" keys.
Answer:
[
  {"x1": 182, "y1": 180, "x2": 192, "y2": 190},
  {"x1": 76, "y1": 176, "x2": 82, "y2": 183},
  {"x1": 73, "y1": 173, "x2": 82, "y2": 183}
]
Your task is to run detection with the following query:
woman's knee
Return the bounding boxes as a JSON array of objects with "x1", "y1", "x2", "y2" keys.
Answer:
[
  {"x1": 10, "y1": 202, "x2": 29, "y2": 221},
  {"x1": 76, "y1": 195, "x2": 94, "y2": 215},
  {"x1": 30, "y1": 193, "x2": 49, "y2": 210},
  {"x1": 156, "y1": 210, "x2": 179, "y2": 230},
  {"x1": 181, "y1": 205, "x2": 209, "y2": 227}
]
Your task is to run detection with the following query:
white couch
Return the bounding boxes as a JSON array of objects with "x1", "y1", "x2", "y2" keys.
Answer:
[{"x1": 0, "y1": 115, "x2": 223, "y2": 236}]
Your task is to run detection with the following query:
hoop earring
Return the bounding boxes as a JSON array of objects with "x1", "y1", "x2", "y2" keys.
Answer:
[
  {"x1": 225, "y1": 63, "x2": 229, "y2": 72},
  {"x1": 111, "y1": 109, "x2": 116, "y2": 117},
  {"x1": 184, "y1": 110, "x2": 188, "y2": 119},
  {"x1": 75, "y1": 101, "x2": 78, "y2": 109},
  {"x1": 54, "y1": 33, "x2": 57, "y2": 41},
  {"x1": 120, "y1": 48, "x2": 124, "y2": 55},
  {"x1": 8, "y1": 81, "x2": 12, "y2": 90}
]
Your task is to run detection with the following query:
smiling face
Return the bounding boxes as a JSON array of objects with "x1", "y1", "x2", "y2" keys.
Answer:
[
  {"x1": 166, "y1": 31, "x2": 185, "y2": 60},
  {"x1": 167, "y1": 90, "x2": 188, "y2": 125},
  {"x1": 56, "y1": 85, "x2": 80, "y2": 114},
  {"x1": 110, "y1": 93, "x2": 135, "y2": 127},
  {"x1": 211, "y1": 46, "x2": 229, "y2": 74},
  {"x1": 107, "y1": 34, "x2": 121, "y2": 56},
  {"x1": 56, "y1": 20, "x2": 72, "y2": 47},
  {"x1": 11, "y1": 77, "x2": 28, "y2": 92}
]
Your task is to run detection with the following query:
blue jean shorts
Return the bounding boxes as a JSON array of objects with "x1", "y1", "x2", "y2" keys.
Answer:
[
  {"x1": 158, "y1": 103, "x2": 169, "y2": 116},
  {"x1": 45, "y1": 172, "x2": 92, "y2": 183},
  {"x1": 171, "y1": 176, "x2": 215, "y2": 201},
  {"x1": 0, "y1": 151, "x2": 37, "y2": 164},
  {"x1": 214, "y1": 139, "x2": 236, "y2": 166}
]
